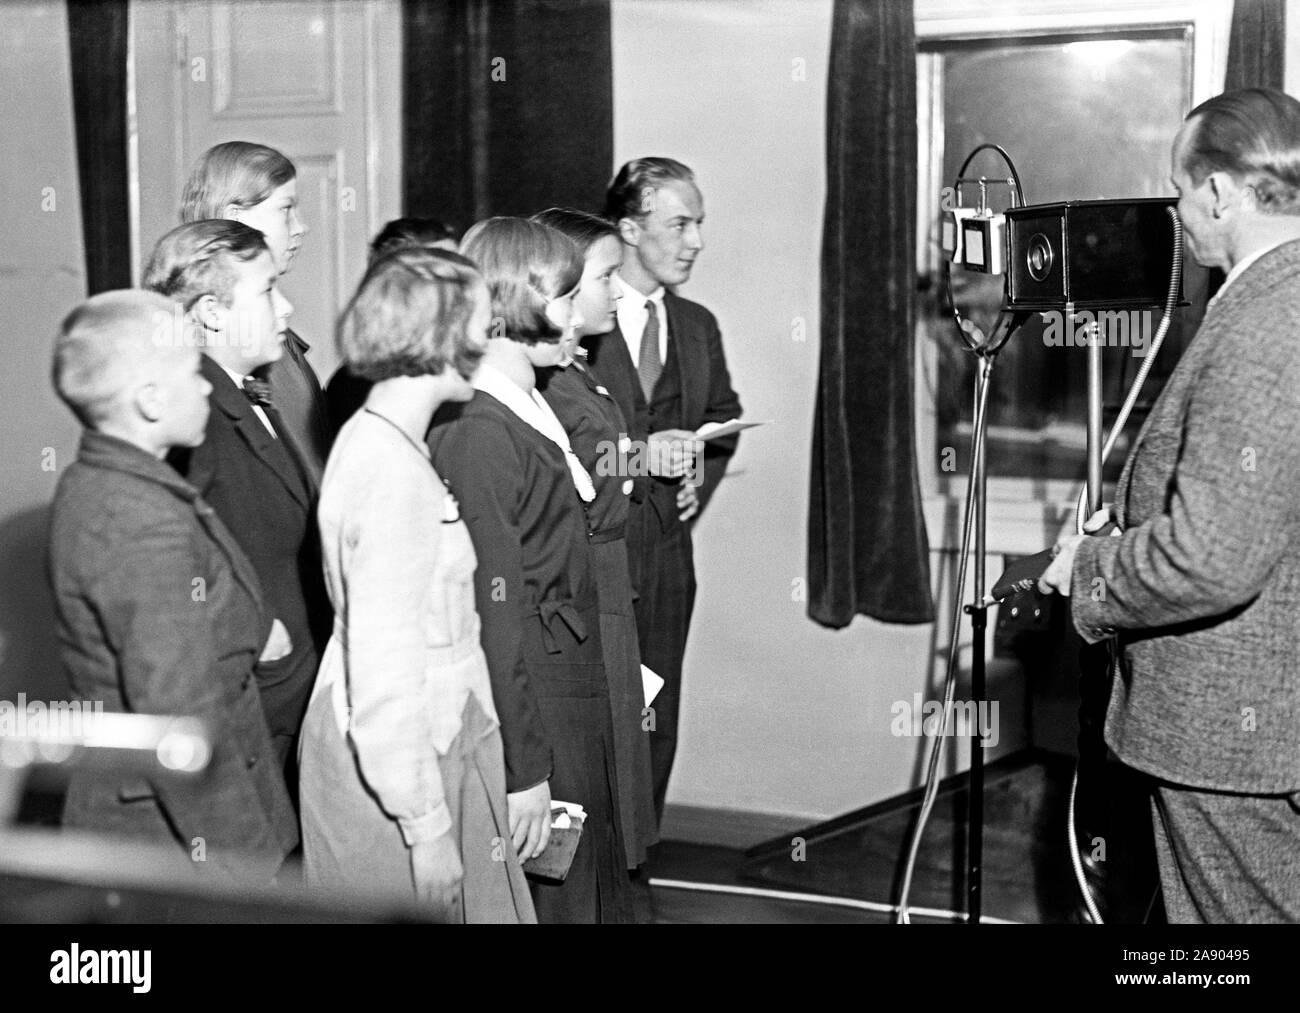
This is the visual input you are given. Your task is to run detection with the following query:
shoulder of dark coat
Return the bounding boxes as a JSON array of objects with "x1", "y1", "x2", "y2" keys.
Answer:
[{"x1": 665, "y1": 290, "x2": 720, "y2": 332}]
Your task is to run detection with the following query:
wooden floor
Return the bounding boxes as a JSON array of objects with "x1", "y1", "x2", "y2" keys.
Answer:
[
  {"x1": 12, "y1": 750, "x2": 1160, "y2": 924},
  {"x1": 642, "y1": 750, "x2": 1161, "y2": 924},
  {"x1": 643, "y1": 842, "x2": 896, "y2": 923}
]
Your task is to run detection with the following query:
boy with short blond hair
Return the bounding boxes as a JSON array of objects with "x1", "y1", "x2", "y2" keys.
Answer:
[{"x1": 49, "y1": 290, "x2": 298, "y2": 878}]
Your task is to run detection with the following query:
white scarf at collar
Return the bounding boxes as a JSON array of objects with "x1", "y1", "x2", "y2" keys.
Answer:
[{"x1": 473, "y1": 363, "x2": 596, "y2": 503}]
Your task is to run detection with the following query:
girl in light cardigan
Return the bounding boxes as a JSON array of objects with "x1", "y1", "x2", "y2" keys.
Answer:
[{"x1": 299, "y1": 247, "x2": 534, "y2": 923}]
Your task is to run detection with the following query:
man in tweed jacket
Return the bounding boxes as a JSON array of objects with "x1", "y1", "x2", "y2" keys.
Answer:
[{"x1": 1042, "y1": 89, "x2": 1300, "y2": 922}]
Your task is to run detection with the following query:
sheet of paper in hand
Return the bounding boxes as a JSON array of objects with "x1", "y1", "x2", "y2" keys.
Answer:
[{"x1": 693, "y1": 419, "x2": 768, "y2": 442}]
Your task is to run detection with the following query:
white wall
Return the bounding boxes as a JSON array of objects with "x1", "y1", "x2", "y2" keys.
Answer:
[
  {"x1": 611, "y1": 0, "x2": 1013, "y2": 824},
  {"x1": 1, "y1": 0, "x2": 1263, "y2": 824},
  {"x1": 0, "y1": 0, "x2": 86, "y2": 702}
]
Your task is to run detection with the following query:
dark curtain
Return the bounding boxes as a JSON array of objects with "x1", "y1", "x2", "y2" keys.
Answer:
[
  {"x1": 403, "y1": 0, "x2": 613, "y2": 230},
  {"x1": 1224, "y1": 0, "x2": 1285, "y2": 92},
  {"x1": 807, "y1": 0, "x2": 933, "y2": 628},
  {"x1": 66, "y1": 0, "x2": 131, "y2": 295}
]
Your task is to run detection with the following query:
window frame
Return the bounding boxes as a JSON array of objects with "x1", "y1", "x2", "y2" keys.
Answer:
[{"x1": 913, "y1": 0, "x2": 1232, "y2": 554}]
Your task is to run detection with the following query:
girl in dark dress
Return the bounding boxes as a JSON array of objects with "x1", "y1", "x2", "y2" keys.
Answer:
[
  {"x1": 531, "y1": 208, "x2": 658, "y2": 870},
  {"x1": 428, "y1": 217, "x2": 632, "y2": 924}
]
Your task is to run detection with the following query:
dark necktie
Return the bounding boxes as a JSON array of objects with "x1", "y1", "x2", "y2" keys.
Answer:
[
  {"x1": 242, "y1": 376, "x2": 274, "y2": 408},
  {"x1": 638, "y1": 300, "x2": 662, "y2": 400}
]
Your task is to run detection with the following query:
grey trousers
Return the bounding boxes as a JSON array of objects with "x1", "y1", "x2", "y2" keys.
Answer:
[{"x1": 1151, "y1": 782, "x2": 1300, "y2": 923}]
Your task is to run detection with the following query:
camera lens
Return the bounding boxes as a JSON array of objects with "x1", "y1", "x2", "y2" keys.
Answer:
[{"x1": 1027, "y1": 233, "x2": 1053, "y2": 281}]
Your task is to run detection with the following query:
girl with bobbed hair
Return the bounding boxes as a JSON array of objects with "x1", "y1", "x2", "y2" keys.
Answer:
[
  {"x1": 325, "y1": 217, "x2": 460, "y2": 430},
  {"x1": 530, "y1": 207, "x2": 658, "y2": 873},
  {"x1": 428, "y1": 217, "x2": 633, "y2": 923},
  {"x1": 299, "y1": 246, "x2": 535, "y2": 923}
]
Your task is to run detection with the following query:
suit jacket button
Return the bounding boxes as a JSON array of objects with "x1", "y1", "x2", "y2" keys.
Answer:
[
  {"x1": 241, "y1": 672, "x2": 252, "y2": 690},
  {"x1": 246, "y1": 755, "x2": 259, "y2": 769}
]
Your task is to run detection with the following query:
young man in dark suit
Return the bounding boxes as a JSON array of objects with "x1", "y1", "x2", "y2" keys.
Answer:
[
  {"x1": 584, "y1": 158, "x2": 742, "y2": 822},
  {"x1": 48, "y1": 290, "x2": 298, "y2": 880},
  {"x1": 1043, "y1": 89, "x2": 1300, "y2": 922},
  {"x1": 146, "y1": 220, "x2": 331, "y2": 805}
]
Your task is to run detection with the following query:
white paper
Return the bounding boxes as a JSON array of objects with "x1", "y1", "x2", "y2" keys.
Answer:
[
  {"x1": 694, "y1": 418, "x2": 769, "y2": 442},
  {"x1": 550, "y1": 800, "x2": 586, "y2": 828},
  {"x1": 641, "y1": 664, "x2": 664, "y2": 707}
]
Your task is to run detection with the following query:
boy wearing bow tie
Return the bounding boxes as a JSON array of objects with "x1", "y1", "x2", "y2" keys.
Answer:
[{"x1": 146, "y1": 219, "x2": 331, "y2": 806}]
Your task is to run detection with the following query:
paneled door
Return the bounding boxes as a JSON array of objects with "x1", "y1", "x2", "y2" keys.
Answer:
[{"x1": 132, "y1": 0, "x2": 402, "y2": 382}]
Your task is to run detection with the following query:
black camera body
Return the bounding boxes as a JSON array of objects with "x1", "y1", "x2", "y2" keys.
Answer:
[{"x1": 1003, "y1": 197, "x2": 1182, "y2": 310}]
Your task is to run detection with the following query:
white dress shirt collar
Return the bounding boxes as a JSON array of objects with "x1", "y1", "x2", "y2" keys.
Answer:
[{"x1": 472, "y1": 363, "x2": 595, "y2": 502}]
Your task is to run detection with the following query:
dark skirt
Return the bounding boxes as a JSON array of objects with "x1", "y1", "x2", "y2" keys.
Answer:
[
  {"x1": 524, "y1": 591, "x2": 633, "y2": 924},
  {"x1": 591, "y1": 535, "x2": 658, "y2": 867}
]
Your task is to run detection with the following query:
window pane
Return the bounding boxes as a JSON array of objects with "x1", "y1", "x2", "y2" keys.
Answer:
[{"x1": 922, "y1": 31, "x2": 1206, "y2": 483}]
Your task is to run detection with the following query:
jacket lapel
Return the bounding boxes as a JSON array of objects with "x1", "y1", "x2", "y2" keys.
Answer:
[
  {"x1": 583, "y1": 324, "x2": 642, "y2": 431},
  {"x1": 202, "y1": 356, "x2": 310, "y2": 511},
  {"x1": 1115, "y1": 302, "x2": 1221, "y2": 523},
  {"x1": 664, "y1": 293, "x2": 702, "y2": 426},
  {"x1": 193, "y1": 496, "x2": 267, "y2": 617}
]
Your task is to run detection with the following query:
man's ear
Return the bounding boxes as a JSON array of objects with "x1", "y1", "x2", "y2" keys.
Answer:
[
  {"x1": 192, "y1": 294, "x2": 223, "y2": 336},
  {"x1": 1208, "y1": 172, "x2": 1238, "y2": 218},
  {"x1": 617, "y1": 216, "x2": 641, "y2": 247},
  {"x1": 134, "y1": 381, "x2": 164, "y2": 424}
]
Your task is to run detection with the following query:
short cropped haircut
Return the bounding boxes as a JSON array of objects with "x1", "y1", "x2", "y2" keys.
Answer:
[
  {"x1": 369, "y1": 217, "x2": 458, "y2": 263},
  {"x1": 1183, "y1": 88, "x2": 1300, "y2": 214},
  {"x1": 530, "y1": 207, "x2": 620, "y2": 255},
  {"x1": 143, "y1": 220, "x2": 270, "y2": 310},
  {"x1": 180, "y1": 141, "x2": 296, "y2": 222},
  {"x1": 459, "y1": 217, "x2": 582, "y2": 345},
  {"x1": 53, "y1": 290, "x2": 184, "y2": 428},
  {"x1": 604, "y1": 157, "x2": 696, "y2": 223},
  {"x1": 339, "y1": 246, "x2": 486, "y2": 382}
]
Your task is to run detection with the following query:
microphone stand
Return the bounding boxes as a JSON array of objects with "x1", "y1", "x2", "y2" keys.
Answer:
[{"x1": 941, "y1": 145, "x2": 1027, "y2": 925}]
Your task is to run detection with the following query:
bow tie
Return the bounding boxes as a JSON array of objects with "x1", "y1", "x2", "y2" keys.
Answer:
[{"x1": 241, "y1": 377, "x2": 274, "y2": 408}]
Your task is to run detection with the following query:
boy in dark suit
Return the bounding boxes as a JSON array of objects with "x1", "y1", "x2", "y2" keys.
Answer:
[
  {"x1": 585, "y1": 158, "x2": 743, "y2": 822},
  {"x1": 49, "y1": 290, "x2": 298, "y2": 879},
  {"x1": 146, "y1": 220, "x2": 331, "y2": 804}
]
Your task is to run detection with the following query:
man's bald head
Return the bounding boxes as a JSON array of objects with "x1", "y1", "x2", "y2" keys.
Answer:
[{"x1": 53, "y1": 289, "x2": 192, "y2": 427}]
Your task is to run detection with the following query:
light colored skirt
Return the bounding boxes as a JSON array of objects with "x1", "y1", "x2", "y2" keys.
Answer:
[{"x1": 300, "y1": 683, "x2": 535, "y2": 924}]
